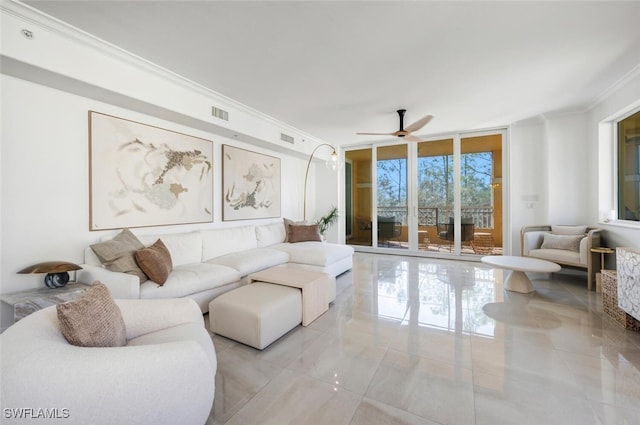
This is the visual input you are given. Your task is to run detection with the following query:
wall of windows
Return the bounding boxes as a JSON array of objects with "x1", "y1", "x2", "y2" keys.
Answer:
[{"x1": 345, "y1": 131, "x2": 504, "y2": 256}]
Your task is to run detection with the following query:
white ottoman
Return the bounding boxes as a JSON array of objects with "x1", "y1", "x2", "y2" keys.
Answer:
[{"x1": 208, "y1": 282, "x2": 302, "y2": 349}]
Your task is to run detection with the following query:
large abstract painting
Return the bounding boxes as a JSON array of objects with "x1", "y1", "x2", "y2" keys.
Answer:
[
  {"x1": 89, "y1": 111, "x2": 213, "y2": 230},
  {"x1": 222, "y1": 145, "x2": 281, "y2": 221}
]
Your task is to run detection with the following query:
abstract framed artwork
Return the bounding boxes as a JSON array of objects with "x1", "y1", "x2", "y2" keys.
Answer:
[
  {"x1": 222, "y1": 144, "x2": 281, "y2": 221},
  {"x1": 89, "y1": 111, "x2": 213, "y2": 230}
]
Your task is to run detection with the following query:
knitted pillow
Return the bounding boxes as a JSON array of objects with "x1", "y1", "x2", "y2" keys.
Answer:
[
  {"x1": 57, "y1": 282, "x2": 127, "y2": 347},
  {"x1": 90, "y1": 228, "x2": 148, "y2": 283},
  {"x1": 135, "y1": 239, "x2": 173, "y2": 285},
  {"x1": 288, "y1": 224, "x2": 322, "y2": 243}
]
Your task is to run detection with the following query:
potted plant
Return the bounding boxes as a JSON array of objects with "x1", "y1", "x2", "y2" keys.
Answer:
[{"x1": 316, "y1": 206, "x2": 339, "y2": 236}]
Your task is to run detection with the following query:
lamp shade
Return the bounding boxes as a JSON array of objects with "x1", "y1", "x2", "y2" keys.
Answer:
[{"x1": 18, "y1": 261, "x2": 82, "y2": 288}]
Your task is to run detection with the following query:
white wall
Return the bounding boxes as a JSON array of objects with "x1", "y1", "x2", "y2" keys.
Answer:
[
  {"x1": 0, "y1": 73, "x2": 309, "y2": 280},
  {"x1": 545, "y1": 113, "x2": 590, "y2": 224},
  {"x1": 508, "y1": 73, "x2": 640, "y2": 259},
  {"x1": 508, "y1": 119, "x2": 548, "y2": 254}
]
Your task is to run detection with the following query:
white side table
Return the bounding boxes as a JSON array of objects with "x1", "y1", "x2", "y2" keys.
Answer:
[{"x1": 0, "y1": 282, "x2": 89, "y2": 322}]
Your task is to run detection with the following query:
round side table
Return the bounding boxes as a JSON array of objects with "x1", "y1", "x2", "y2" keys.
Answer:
[{"x1": 591, "y1": 247, "x2": 615, "y2": 269}]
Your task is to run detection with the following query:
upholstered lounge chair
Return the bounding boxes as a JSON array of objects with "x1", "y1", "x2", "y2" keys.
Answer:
[
  {"x1": 521, "y1": 224, "x2": 602, "y2": 290},
  {"x1": 0, "y1": 298, "x2": 216, "y2": 425}
]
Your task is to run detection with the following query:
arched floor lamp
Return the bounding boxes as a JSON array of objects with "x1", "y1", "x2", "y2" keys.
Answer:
[{"x1": 303, "y1": 143, "x2": 340, "y2": 220}]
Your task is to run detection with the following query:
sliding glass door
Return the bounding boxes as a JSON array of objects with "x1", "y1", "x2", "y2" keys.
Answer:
[
  {"x1": 377, "y1": 144, "x2": 408, "y2": 248},
  {"x1": 345, "y1": 130, "x2": 504, "y2": 256},
  {"x1": 345, "y1": 148, "x2": 373, "y2": 247},
  {"x1": 416, "y1": 138, "x2": 454, "y2": 252}
]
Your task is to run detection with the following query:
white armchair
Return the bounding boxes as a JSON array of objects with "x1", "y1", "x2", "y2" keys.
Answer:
[
  {"x1": 1, "y1": 298, "x2": 216, "y2": 425},
  {"x1": 521, "y1": 225, "x2": 602, "y2": 290}
]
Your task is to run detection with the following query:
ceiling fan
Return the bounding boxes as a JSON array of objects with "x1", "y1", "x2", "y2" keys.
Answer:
[{"x1": 357, "y1": 109, "x2": 433, "y2": 142}]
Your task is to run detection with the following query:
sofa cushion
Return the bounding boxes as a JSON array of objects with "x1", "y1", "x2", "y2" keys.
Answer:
[
  {"x1": 540, "y1": 233, "x2": 583, "y2": 252},
  {"x1": 90, "y1": 228, "x2": 148, "y2": 283},
  {"x1": 57, "y1": 282, "x2": 127, "y2": 347},
  {"x1": 201, "y1": 226, "x2": 257, "y2": 261},
  {"x1": 274, "y1": 242, "x2": 354, "y2": 267},
  {"x1": 137, "y1": 232, "x2": 202, "y2": 268},
  {"x1": 288, "y1": 224, "x2": 322, "y2": 243},
  {"x1": 139, "y1": 263, "x2": 241, "y2": 299},
  {"x1": 256, "y1": 222, "x2": 286, "y2": 247},
  {"x1": 206, "y1": 248, "x2": 289, "y2": 276},
  {"x1": 529, "y1": 248, "x2": 582, "y2": 266},
  {"x1": 135, "y1": 239, "x2": 173, "y2": 285},
  {"x1": 551, "y1": 225, "x2": 587, "y2": 235}
]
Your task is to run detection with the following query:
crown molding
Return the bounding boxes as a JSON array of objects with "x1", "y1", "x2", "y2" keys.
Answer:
[{"x1": 588, "y1": 63, "x2": 640, "y2": 111}]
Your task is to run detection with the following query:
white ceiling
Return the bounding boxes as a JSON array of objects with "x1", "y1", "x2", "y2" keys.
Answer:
[{"x1": 24, "y1": 1, "x2": 640, "y2": 146}]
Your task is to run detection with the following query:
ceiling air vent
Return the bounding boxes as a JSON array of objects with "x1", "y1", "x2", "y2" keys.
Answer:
[
  {"x1": 280, "y1": 133, "x2": 295, "y2": 144},
  {"x1": 211, "y1": 106, "x2": 229, "y2": 121}
]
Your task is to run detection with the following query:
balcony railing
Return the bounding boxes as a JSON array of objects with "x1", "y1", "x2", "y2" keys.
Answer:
[{"x1": 377, "y1": 206, "x2": 494, "y2": 228}]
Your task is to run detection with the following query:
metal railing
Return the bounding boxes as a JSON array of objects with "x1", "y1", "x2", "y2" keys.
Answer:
[{"x1": 377, "y1": 206, "x2": 494, "y2": 228}]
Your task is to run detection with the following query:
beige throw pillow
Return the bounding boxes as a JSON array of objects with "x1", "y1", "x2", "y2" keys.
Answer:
[
  {"x1": 540, "y1": 233, "x2": 583, "y2": 252},
  {"x1": 288, "y1": 224, "x2": 322, "y2": 243},
  {"x1": 90, "y1": 228, "x2": 148, "y2": 283},
  {"x1": 57, "y1": 282, "x2": 127, "y2": 347},
  {"x1": 135, "y1": 239, "x2": 173, "y2": 285}
]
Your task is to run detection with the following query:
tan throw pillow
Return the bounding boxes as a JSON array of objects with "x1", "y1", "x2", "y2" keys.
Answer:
[
  {"x1": 283, "y1": 218, "x2": 309, "y2": 242},
  {"x1": 90, "y1": 228, "x2": 148, "y2": 283},
  {"x1": 57, "y1": 282, "x2": 127, "y2": 347},
  {"x1": 540, "y1": 233, "x2": 583, "y2": 252},
  {"x1": 135, "y1": 239, "x2": 173, "y2": 285},
  {"x1": 288, "y1": 224, "x2": 322, "y2": 243}
]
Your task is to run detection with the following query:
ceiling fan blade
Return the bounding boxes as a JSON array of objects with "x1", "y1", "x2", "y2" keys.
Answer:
[
  {"x1": 404, "y1": 114, "x2": 434, "y2": 132},
  {"x1": 356, "y1": 132, "x2": 395, "y2": 136},
  {"x1": 403, "y1": 134, "x2": 423, "y2": 142}
]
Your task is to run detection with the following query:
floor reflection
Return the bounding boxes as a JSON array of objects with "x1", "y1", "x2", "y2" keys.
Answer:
[{"x1": 209, "y1": 252, "x2": 640, "y2": 425}]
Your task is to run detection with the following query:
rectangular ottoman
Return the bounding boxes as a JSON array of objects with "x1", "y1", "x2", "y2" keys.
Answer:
[{"x1": 208, "y1": 282, "x2": 302, "y2": 349}]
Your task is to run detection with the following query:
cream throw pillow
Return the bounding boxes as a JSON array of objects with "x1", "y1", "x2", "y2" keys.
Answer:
[
  {"x1": 540, "y1": 233, "x2": 583, "y2": 252},
  {"x1": 551, "y1": 225, "x2": 587, "y2": 235},
  {"x1": 57, "y1": 282, "x2": 127, "y2": 347}
]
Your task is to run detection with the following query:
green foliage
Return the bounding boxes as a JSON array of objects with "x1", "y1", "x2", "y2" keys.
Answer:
[{"x1": 316, "y1": 206, "x2": 339, "y2": 235}]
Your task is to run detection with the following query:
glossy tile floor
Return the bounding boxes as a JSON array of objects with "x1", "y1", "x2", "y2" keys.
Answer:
[{"x1": 205, "y1": 253, "x2": 640, "y2": 425}]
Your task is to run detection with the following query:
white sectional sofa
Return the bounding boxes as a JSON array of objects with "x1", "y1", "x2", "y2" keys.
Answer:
[{"x1": 78, "y1": 221, "x2": 354, "y2": 312}]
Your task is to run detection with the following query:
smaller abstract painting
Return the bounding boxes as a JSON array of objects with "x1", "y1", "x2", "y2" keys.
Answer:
[
  {"x1": 89, "y1": 111, "x2": 213, "y2": 230},
  {"x1": 222, "y1": 145, "x2": 281, "y2": 221}
]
